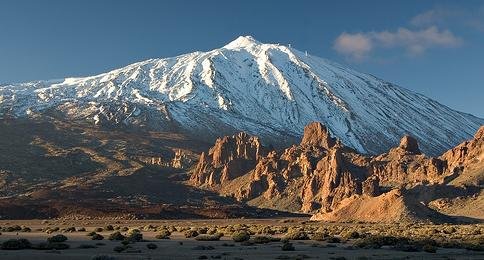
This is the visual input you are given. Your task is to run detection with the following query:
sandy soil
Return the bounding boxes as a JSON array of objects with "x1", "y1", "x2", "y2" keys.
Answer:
[{"x1": 0, "y1": 219, "x2": 482, "y2": 260}]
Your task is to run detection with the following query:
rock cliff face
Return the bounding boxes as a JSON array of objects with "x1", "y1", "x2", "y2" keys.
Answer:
[
  {"x1": 189, "y1": 122, "x2": 484, "y2": 223},
  {"x1": 190, "y1": 132, "x2": 266, "y2": 186}
]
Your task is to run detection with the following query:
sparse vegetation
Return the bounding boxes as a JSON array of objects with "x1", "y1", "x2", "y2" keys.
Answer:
[
  {"x1": 1, "y1": 239, "x2": 31, "y2": 250},
  {"x1": 47, "y1": 234, "x2": 68, "y2": 243},
  {"x1": 281, "y1": 242, "x2": 295, "y2": 251},
  {"x1": 185, "y1": 229, "x2": 199, "y2": 238},
  {"x1": 126, "y1": 229, "x2": 143, "y2": 242},
  {"x1": 91, "y1": 255, "x2": 117, "y2": 260},
  {"x1": 146, "y1": 243, "x2": 158, "y2": 249},
  {"x1": 108, "y1": 231, "x2": 126, "y2": 241},
  {"x1": 91, "y1": 233, "x2": 105, "y2": 240},
  {"x1": 284, "y1": 229, "x2": 309, "y2": 240},
  {"x1": 155, "y1": 229, "x2": 171, "y2": 239},
  {"x1": 232, "y1": 230, "x2": 250, "y2": 242},
  {"x1": 195, "y1": 234, "x2": 222, "y2": 241}
]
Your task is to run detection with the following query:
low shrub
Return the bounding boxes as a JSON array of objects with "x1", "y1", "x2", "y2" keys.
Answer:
[
  {"x1": 184, "y1": 230, "x2": 199, "y2": 238},
  {"x1": 281, "y1": 242, "x2": 295, "y2": 251},
  {"x1": 195, "y1": 234, "x2": 222, "y2": 241},
  {"x1": 47, "y1": 234, "x2": 68, "y2": 243},
  {"x1": 91, "y1": 255, "x2": 116, "y2": 260},
  {"x1": 126, "y1": 230, "x2": 143, "y2": 242},
  {"x1": 78, "y1": 244, "x2": 97, "y2": 249},
  {"x1": 31, "y1": 241, "x2": 69, "y2": 250},
  {"x1": 232, "y1": 230, "x2": 250, "y2": 242},
  {"x1": 284, "y1": 230, "x2": 309, "y2": 240},
  {"x1": 252, "y1": 236, "x2": 280, "y2": 244},
  {"x1": 113, "y1": 245, "x2": 126, "y2": 253},
  {"x1": 443, "y1": 226, "x2": 456, "y2": 234},
  {"x1": 155, "y1": 229, "x2": 171, "y2": 239},
  {"x1": 91, "y1": 234, "x2": 104, "y2": 240},
  {"x1": 105, "y1": 225, "x2": 114, "y2": 231},
  {"x1": 108, "y1": 231, "x2": 126, "y2": 241},
  {"x1": 423, "y1": 244, "x2": 437, "y2": 253},
  {"x1": 311, "y1": 232, "x2": 329, "y2": 241},
  {"x1": 354, "y1": 235, "x2": 405, "y2": 249},
  {"x1": 327, "y1": 236, "x2": 342, "y2": 243},
  {"x1": 1, "y1": 239, "x2": 31, "y2": 250},
  {"x1": 21, "y1": 227, "x2": 32, "y2": 232},
  {"x1": 146, "y1": 243, "x2": 158, "y2": 250},
  {"x1": 342, "y1": 231, "x2": 360, "y2": 240}
]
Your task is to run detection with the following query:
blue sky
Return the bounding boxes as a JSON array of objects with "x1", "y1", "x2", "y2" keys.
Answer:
[{"x1": 1, "y1": 0, "x2": 483, "y2": 117}]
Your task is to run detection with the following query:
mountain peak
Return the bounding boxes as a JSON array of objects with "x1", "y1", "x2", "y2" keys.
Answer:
[{"x1": 224, "y1": 35, "x2": 261, "y2": 49}]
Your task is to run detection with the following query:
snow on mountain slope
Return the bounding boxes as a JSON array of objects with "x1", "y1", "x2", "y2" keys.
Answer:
[{"x1": 0, "y1": 36, "x2": 482, "y2": 155}]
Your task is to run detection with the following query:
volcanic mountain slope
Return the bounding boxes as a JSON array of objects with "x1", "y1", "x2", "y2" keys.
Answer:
[
  {"x1": 1, "y1": 36, "x2": 483, "y2": 155},
  {"x1": 0, "y1": 115, "x2": 301, "y2": 219},
  {"x1": 190, "y1": 122, "x2": 484, "y2": 223}
]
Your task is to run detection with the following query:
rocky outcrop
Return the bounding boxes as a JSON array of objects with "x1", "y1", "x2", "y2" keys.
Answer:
[
  {"x1": 300, "y1": 122, "x2": 336, "y2": 149},
  {"x1": 370, "y1": 135, "x2": 448, "y2": 187},
  {"x1": 441, "y1": 126, "x2": 484, "y2": 173},
  {"x1": 440, "y1": 126, "x2": 484, "y2": 186},
  {"x1": 189, "y1": 122, "x2": 484, "y2": 223},
  {"x1": 190, "y1": 132, "x2": 266, "y2": 187}
]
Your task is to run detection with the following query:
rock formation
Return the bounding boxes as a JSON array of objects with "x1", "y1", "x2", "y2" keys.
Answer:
[
  {"x1": 190, "y1": 132, "x2": 266, "y2": 187},
  {"x1": 189, "y1": 122, "x2": 484, "y2": 223}
]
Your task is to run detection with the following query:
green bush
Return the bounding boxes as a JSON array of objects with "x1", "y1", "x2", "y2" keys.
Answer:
[
  {"x1": 105, "y1": 225, "x2": 114, "y2": 231},
  {"x1": 327, "y1": 236, "x2": 342, "y2": 243},
  {"x1": 108, "y1": 231, "x2": 126, "y2": 241},
  {"x1": 21, "y1": 227, "x2": 32, "y2": 232},
  {"x1": 78, "y1": 244, "x2": 97, "y2": 249},
  {"x1": 113, "y1": 245, "x2": 126, "y2": 253},
  {"x1": 252, "y1": 236, "x2": 280, "y2": 244},
  {"x1": 443, "y1": 226, "x2": 456, "y2": 234},
  {"x1": 195, "y1": 234, "x2": 222, "y2": 241},
  {"x1": 155, "y1": 229, "x2": 171, "y2": 239},
  {"x1": 284, "y1": 230, "x2": 309, "y2": 240},
  {"x1": 91, "y1": 233, "x2": 104, "y2": 240},
  {"x1": 47, "y1": 234, "x2": 68, "y2": 243},
  {"x1": 354, "y1": 235, "x2": 405, "y2": 249},
  {"x1": 146, "y1": 243, "x2": 158, "y2": 250},
  {"x1": 342, "y1": 231, "x2": 360, "y2": 240},
  {"x1": 126, "y1": 229, "x2": 143, "y2": 242},
  {"x1": 184, "y1": 230, "x2": 199, "y2": 238},
  {"x1": 311, "y1": 232, "x2": 329, "y2": 241},
  {"x1": 423, "y1": 244, "x2": 437, "y2": 253},
  {"x1": 232, "y1": 230, "x2": 250, "y2": 242},
  {"x1": 31, "y1": 241, "x2": 69, "y2": 250},
  {"x1": 1, "y1": 239, "x2": 31, "y2": 250},
  {"x1": 281, "y1": 242, "x2": 295, "y2": 251}
]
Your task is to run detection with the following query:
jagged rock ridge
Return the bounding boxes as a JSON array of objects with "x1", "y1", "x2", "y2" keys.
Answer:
[{"x1": 189, "y1": 121, "x2": 484, "y2": 223}]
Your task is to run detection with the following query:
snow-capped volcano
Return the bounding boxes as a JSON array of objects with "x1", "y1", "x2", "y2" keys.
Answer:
[{"x1": 0, "y1": 35, "x2": 482, "y2": 155}]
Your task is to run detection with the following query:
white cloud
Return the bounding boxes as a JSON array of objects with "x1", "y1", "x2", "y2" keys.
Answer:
[
  {"x1": 411, "y1": 5, "x2": 484, "y2": 32},
  {"x1": 371, "y1": 26, "x2": 462, "y2": 55},
  {"x1": 333, "y1": 33, "x2": 372, "y2": 60},
  {"x1": 410, "y1": 7, "x2": 461, "y2": 27},
  {"x1": 333, "y1": 26, "x2": 462, "y2": 60}
]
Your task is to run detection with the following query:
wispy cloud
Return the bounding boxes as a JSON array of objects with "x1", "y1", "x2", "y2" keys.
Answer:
[
  {"x1": 411, "y1": 5, "x2": 484, "y2": 32},
  {"x1": 333, "y1": 33, "x2": 372, "y2": 61},
  {"x1": 410, "y1": 7, "x2": 463, "y2": 27},
  {"x1": 334, "y1": 26, "x2": 462, "y2": 60}
]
